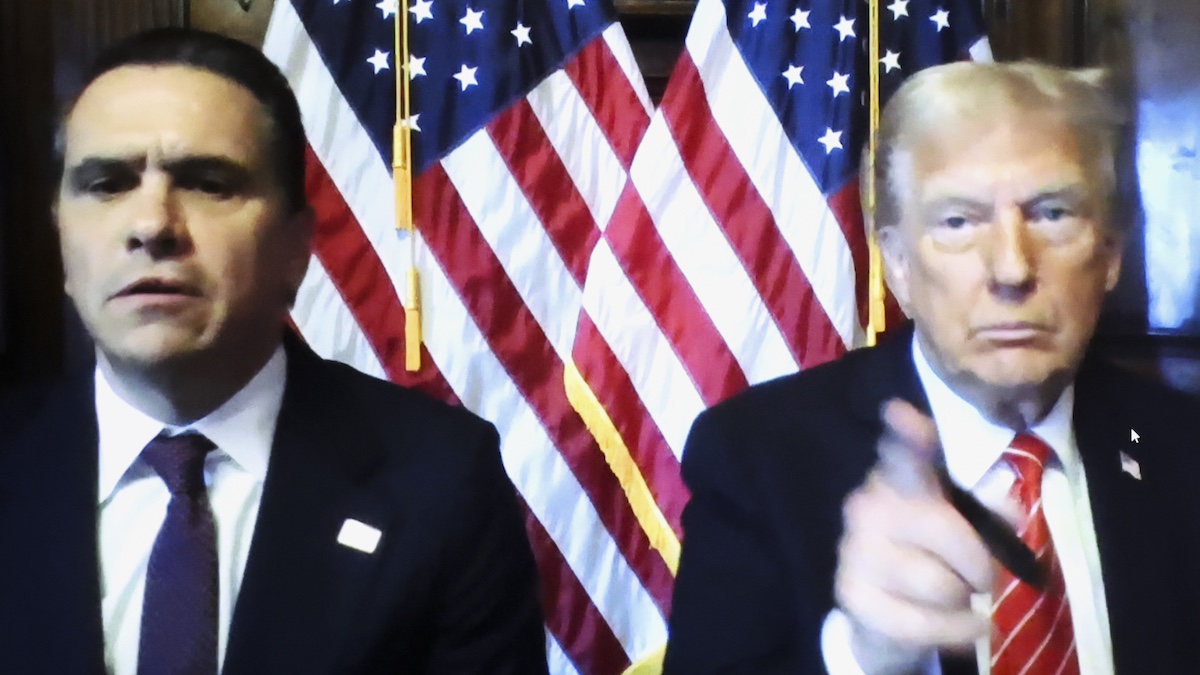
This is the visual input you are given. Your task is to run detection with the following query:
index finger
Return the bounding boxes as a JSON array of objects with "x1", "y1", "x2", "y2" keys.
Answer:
[{"x1": 877, "y1": 399, "x2": 942, "y2": 499}]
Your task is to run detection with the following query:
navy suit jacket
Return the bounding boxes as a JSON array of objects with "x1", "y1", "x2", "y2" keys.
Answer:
[
  {"x1": 0, "y1": 338, "x2": 549, "y2": 674},
  {"x1": 664, "y1": 328, "x2": 1200, "y2": 674}
]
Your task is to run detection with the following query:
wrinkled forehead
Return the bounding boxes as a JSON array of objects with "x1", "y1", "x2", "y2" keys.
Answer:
[
  {"x1": 898, "y1": 109, "x2": 1099, "y2": 199},
  {"x1": 62, "y1": 64, "x2": 273, "y2": 168}
]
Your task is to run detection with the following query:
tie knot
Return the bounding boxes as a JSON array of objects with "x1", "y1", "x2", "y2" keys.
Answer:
[
  {"x1": 1005, "y1": 432, "x2": 1052, "y2": 486},
  {"x1": 142, "y1": 432, "x2": 215, "y2": 497}
]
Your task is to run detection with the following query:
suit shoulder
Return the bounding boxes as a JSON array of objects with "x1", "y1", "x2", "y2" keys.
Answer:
[
  {"x1": 698, "y1": 345, "x2": 880, "y2": 431},
  {"x1": 0, "y1": 379, "x2": 81, "y2": 447},
  {"x1": 1083, "y1": 357, "x2": 1200, "y2": 419},
  {"x1": 683, "y1": 346, "x2": 885, "y2": 492},
  {"x1": 312, "y1": 358, "x2": 497, "y2": 451},
  {"x1": 0, "y1": 384, "x2": 35, "y2": 432}
]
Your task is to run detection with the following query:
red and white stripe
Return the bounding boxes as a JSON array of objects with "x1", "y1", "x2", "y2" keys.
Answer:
[
  {"x1": 992, "y1": 436, "x2": 1080, "y2": 675},
  {"x1": 571, "y1": 0, "x2": 993, "y2": 572},
  {"x1": 572, "y1": 0, "x2": 866, "y2": 534},
  {"x1": 263, "y1": 3, "x2": 669, "y2": 673}
]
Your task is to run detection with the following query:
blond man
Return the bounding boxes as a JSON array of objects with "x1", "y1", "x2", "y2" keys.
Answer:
[{"x1": 665, "y1": 62, "x2": 1200, "y2": 675}]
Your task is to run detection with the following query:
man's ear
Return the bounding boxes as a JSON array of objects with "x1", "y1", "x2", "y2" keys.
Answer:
[
  {"x1": 49, "y1": 198, "x2": 69, "y2": 293},
  {"x1": 283, "y1": 208, "x2": 314, "y2": 303},
  {"x1": 878, "y1": 225, "x2": 912, "y2": 312},
  {"x1": 1103, "y1": 233, "x2": 1124, "y2": 293}
]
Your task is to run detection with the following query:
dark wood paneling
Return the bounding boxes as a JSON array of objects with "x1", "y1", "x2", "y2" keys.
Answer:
[
  {"x1": 52, "y1": 0, "x2": 185, "y2": 103},
  {"x1": 0, "y1": 1, "x2": 63, "y2": 381},
  {"x1": 190, "y1": 0, "x2": 277, "y2": 47},
  {"x1": 616, "y1": 2, "x2": 694, "y2": 102},
  {"x1": 984, "y1": 0, "x2": 1085, "y2": 64},
  {"x1": 615, "y1": 0, "x2": 696, "y2": 13},
  {"x1": 0, "y1": 0, "x2": 184, "y2": 383}
]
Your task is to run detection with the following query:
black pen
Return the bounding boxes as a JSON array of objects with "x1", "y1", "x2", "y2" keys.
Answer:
[
  {"x1": 934, "y1": 464, "x2": 1045, "y2": 590},
  {"x1": 876, "y1": 412, "x2": 1045, "y2": 590}
]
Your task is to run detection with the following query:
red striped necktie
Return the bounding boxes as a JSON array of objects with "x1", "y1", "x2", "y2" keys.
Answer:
[{"x1": 990, "y1": 432, "x2": 1080, "y2": 675}]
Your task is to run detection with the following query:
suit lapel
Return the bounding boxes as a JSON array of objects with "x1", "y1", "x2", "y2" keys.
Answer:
[
  {"x1": 0, "y1": 376, "x2": 106, "y2": 671},
  {"x1": 845, "y1": 324, "x2": 930, "y2": 428},
  {"x1": 222, "y1": 342, "x2": 392, "y2": 675},
  {"x1": 1072, "y1": 359, "x2": 1177, "y2": 672}
]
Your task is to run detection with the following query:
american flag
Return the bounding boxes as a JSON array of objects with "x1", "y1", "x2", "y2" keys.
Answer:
[
  {"x1": 574, "y1": 2, "x2": 990, "y2": 632},
  {"x1": 264, "y1": 0, "x2": 666, "y2": 673},
  {"x1": 262, "y1": 0, "x2": 988, "y2": 672},
  {"x1": 579, "y1": 0, "x2": 993, "y2": 433}
]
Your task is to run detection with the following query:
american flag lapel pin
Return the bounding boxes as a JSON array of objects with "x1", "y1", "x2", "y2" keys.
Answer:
[{"x1": 1119, "y1": 451, "x2": 1142, "y2": 481}]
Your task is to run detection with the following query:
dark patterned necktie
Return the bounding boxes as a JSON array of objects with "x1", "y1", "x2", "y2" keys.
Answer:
[
  {"x1": 990, "y1": 433, "x2": 1080, "y2": 675},
  {"x1": 137, "y1": 432, "x2": 219, "y2": 675}
]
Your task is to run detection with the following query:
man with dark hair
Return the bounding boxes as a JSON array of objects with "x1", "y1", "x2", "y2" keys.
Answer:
[
  {"x1": 53, "y1": 27, "x2": 309, "y2": 215},
  {"x1": 0, "y1": 27, "x2": 548, "y2": 675},
  {"x1": 664, "y1": 61, "x2": 1200, "y2": 674}
]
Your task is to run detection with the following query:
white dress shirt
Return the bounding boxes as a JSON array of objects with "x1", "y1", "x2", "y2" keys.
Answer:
[
  {"x1": 96, "y1": 347, "x2": 286, "y2": 675},
  {"x1": 821, "y1": 337, "x2": 1113, "y2": 675}
]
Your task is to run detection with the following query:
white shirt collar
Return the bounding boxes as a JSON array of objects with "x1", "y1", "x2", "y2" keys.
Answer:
[
  {"x1": 911, "y1": 336, "x2": 1080, "y2": 490},
  {"x1": 95, "y1": 346, "x2": 288, "y2": 505}
]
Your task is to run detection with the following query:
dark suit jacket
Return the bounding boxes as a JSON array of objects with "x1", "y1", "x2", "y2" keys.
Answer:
[
  {"x1": 663, "y1": 327, "x2": 1200, "y2": 674},
  {"x1": 0, "y1": 338, "x2": 549, "y2": 674}
]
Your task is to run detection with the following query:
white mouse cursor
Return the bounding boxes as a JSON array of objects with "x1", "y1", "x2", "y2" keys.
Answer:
[{"x1": 1131, "y1": 429, "x2": 1140, "y2": 443}]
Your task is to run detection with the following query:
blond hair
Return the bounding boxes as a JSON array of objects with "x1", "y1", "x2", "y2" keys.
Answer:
[{"x1": 866, "y1": 61, "x2": 1127, "y2": 233}]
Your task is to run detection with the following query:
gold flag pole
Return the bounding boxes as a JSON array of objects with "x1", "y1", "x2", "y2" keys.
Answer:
[
  {"x1": 865, "y1": 0, "x2": 885, "y2": 347},
  {"x1": 394, "y1": 1, "x2": 422, "y2": 371}
]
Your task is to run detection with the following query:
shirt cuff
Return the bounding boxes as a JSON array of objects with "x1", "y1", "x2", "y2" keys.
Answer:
[{"x1": 820, "y1": 609, "x2": 941, "y2": 675}]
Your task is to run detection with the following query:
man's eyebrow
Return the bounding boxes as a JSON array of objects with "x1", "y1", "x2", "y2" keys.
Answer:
[
  {"x1": 921, "y1": 196, "x2": 990, "y2": 211},
  {"x1": 1023, "y1": 186, "x2": 1090, "y2": 205},
  {"x1": 65, "y1": 155, "x2": 144, "y2": 187},
  {"x1": 63, "y1": 154, "x2": 257, "y2": 193},
  {"x1": 922, "y1": 185, "x2": 1091, "y2": 211},
  {"x1": 160, "y1": 155, "x2": 253, "y2": 178}
]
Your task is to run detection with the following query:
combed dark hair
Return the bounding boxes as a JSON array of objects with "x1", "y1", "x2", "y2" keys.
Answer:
[{"x1": 56, "y1": 27, "x2": 308, "y2": 214}]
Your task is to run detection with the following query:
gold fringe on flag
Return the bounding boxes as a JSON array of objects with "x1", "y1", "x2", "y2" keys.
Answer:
[
  {"x1": 865, "y1": 0, "x2": 886, "y2": 347},
  {"x1": 405, "y1": 266, "x2": 422, "y2": 371},
  {"x1": 620, "y1": 647, "x2": 666, "y2": 675},
  {"x1": 395, "y1": 1, "x2": 422, "y2": 370},
  {"x1": 566, "y1": 363, "x2": 677, "y2": 675},
  {"x1": 563, "y1": 361, "x2": 681, "y2": 574}
]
